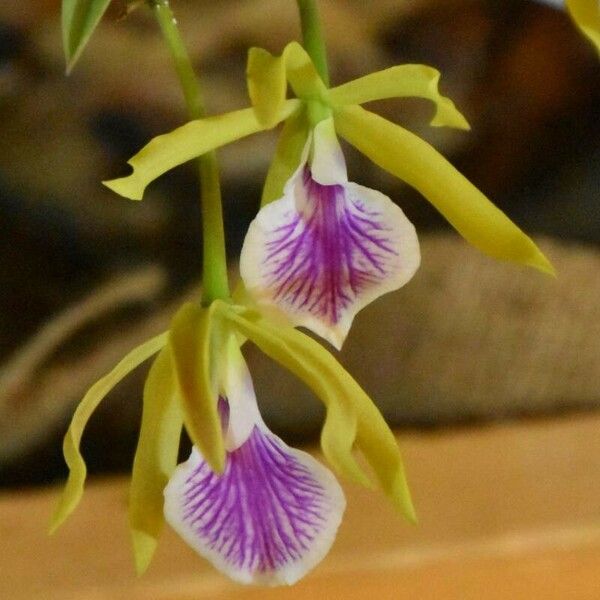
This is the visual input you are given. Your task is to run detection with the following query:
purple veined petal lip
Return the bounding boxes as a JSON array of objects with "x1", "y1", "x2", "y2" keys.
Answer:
[
  {"x1": 164, "y1": 422, "x2": 346, "y2": 586},
  {"x1": 240, "y1": 164, "x2": 421, "y2": 349}
]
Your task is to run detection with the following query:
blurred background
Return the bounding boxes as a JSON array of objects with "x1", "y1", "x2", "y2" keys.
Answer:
[{"x1": 0, "y1": 0, "x2": 599, "y2": 490}]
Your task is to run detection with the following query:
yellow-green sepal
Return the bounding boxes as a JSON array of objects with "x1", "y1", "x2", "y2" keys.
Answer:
[
  {"x1": 260, "y1": 108, "x2": 310, "y2": 205},
  {"x1": 103, "y1": 102, "x2": 300, "y2": 201},
  {"x1": 129, "y1": 346, "x2": 183, "y2": 576},
  {"x1": 247, "y1": 42, "x2": 329, "y2": 128},
  {"x1": 567, "y1": 0, "x2": 600, "y2": 54},
  {"x1": 329, "y1": 64, "x2": 470, "y2": 130},
  {"x1": 49, "y1": 332, "x2": 168, "y2": 534},
  {"x1": 169, "y1": 302, "x2": 225, "y2": 474},
  {"x1": 220, "y1": 304, "x2": 416, "y2": 522},
  {"x1": 335, "y1": 105, "x2": 554, "y2": 276}
]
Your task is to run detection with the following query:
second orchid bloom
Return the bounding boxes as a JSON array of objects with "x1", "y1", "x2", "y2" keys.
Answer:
[
  {"x1": 50, "y1": 300, "x2": 414, "y2": 584},
  {"x1": 105, "y1": 42, "x2": 553, "y2": 348}
]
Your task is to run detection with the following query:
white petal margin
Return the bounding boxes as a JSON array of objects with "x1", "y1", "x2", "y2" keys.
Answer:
[
  {"x1": 310, "y1": 117, "x2": 348, "y2": 185},
  {"x1": 240, "y1": 164, "x2": 421, "y2": 349},
  {"x1": 218, "y1": 338, "x2": 263, "y2": 451},
  {"x1": 164, "y1": 428, "x2": 346, "y2": 586}
]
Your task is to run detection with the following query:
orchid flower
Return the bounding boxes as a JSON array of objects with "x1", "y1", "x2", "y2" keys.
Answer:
[
  {"x1": 104, "y1": 42, "x2": 553, "y2": 348},
  {"x1": 239, "y1": 117, "x2": 420, "y2": 348},
  {"x1": 50, "y1": 299, "x2": 414, "y2": 585}
]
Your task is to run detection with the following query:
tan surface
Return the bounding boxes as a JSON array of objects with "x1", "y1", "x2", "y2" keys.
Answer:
[{"x1": 1, "y1": 414, "x2": 599, "y2": 599}]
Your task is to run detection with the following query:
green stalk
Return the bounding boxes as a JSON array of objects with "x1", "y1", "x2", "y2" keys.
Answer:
[
  {"x1": 297, "y1": 0, "x2": 329, "y2": 86},
  {"x1": 151, "y1": 0, "x2": 229, "y2": 304}
]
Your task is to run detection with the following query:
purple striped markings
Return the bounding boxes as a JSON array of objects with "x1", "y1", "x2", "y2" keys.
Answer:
[
  {"x1": 164, "y1": 343, "x2": 345, "y2": 586},
  {"x1": 240, "y1": 118, "x2": 420, "y2": 349}
]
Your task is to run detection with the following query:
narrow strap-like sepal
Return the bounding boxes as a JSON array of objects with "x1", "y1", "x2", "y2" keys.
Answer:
[
  {"x1": 103, "y1": 101, "x2": 300, "y2": 201},
  {"x1": 50, "y1": 332, "x2": 168, "y2": 533},
  {"x1": 335, "y1": 105, "x2": 554, "y2": 275},
  {"x1": 129, "y1": 346, "x2": 183, "y2": 575}
]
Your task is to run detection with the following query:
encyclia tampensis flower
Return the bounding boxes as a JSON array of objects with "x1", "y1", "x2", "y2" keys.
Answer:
[
  {"x1": 164, "y1": 338, "x2": 345, "y2": 585},
  {"x1": 51, "y1": 300, "x2": 415, "y2": 585},
  {"x1": 104, "y1": 42, "x2": 553, "y2": 348},
  {"x1": 240, "y1": 117, "x2": 420, "y2": 348}
]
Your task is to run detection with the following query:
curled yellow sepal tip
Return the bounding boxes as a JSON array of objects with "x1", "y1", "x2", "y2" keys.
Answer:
[
  {"x1": 429, "y1": 96, "x2": 471, "y2": 131},
  {"x1": 328, "y1": 64, "x2": 471, "y2": 131},
  {"x1": 103, "y1": 171, "x2": 144, "y2": 201}
]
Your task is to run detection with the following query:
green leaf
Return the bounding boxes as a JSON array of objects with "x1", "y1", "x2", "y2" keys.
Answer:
[
  {"x1": 129, "y1": 346, "x2": 183, "y2": 575},
  {"x1": 50, "y1": 332, "x2": 168, "y2": 534},
  {"x1": 62, "y1": 0, "x2": 112, "y2": 73},
  {"x1": 169, "y1": 302, "x2": 225, "y2": 474},
  {"x1": 220, "y1": 303, "x2": 416, "y2": 523},
  {"x1": 335, "y1": 105, "x2": 555, "y2": 275}
]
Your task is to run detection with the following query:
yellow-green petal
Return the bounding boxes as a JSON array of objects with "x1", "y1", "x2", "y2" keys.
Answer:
[
  {"x1": 567, "y1": 0, "x2": 600, "y2": 54},
  {"x1": 319, "y1": 397, "x2": 370, "y2": 491},
  {"x1": 247, "y1": 47, "x2": 291, "y2": 129},
  {"x1": 260, "y1": 108, "x2": 310, "y2": 206},
  {"x1": 103, "y1": 102, "x2": 299, "y2": 201},
  {"x1": 169, "y1": 302, "x2": 225, "y2": 473},
  {"x1": 247, "y1": 42, "x2": 329, "y2": 128},
  {"x1": 129, "y1": 346, "x2": 183, "y2": 576},
  {"x1": 328, "y1": 64, "x2": 470, "y2": 130},
  {"x1": 335, "y1": 105, "x2": 554, "y2": 275},
  {"x1": 49, "y1": 332, "x2": 168, "y2": 534},
  {"x1": 222, "y1": 307, "x2": 367, "y2": 488},
  {"x1": 219, "y1": 304, "x2": 415, "y2": 522}
]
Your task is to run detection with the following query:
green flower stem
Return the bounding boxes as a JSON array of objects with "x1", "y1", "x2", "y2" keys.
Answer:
[
  {"x1": 152, "y1": 0, "x2": 229, "y2": 304},
  {"x1": 297, "y1": 0, "x2": 330, "y2": 86}
]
